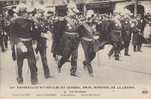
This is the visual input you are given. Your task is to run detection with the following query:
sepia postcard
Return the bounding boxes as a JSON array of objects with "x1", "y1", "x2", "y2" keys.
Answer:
[{"x1": 0, "y1": 0, "x2": 151, "y2": 99}]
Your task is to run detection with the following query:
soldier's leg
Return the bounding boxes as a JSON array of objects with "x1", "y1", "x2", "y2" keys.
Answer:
[
  {"x1": 136, "y1": 44, "x2": 139, "y2": 51},
  {"x1": 138, "y1": 38, "x2": 142, "y2": 52},
  {"x1": 51, "y1": 40, "x2": 57, "y2": 60},
  {"x1": 83, "y1": 51, "x2": 96, "y2": 76},
  {"x1": 108, "y1": 47, "x2": 114, "y2": 57},
  {"x1": 11, "y1": 45, "x2": 16, "y2": 61},
  {"x1": 4, "y1": 35, "x2": 8, "y2": 49},
  {"x1": 133, "y1": 45, "x2": 137, "y2": 52},
  {"x1": 137, "y1": 36, "x2": 142, "y2": 52},
  {"x1": 138, "y1": 44, "x2": 142, "y2": 52},
  {"x1": 58, "y1": 38, "x2": 72, "y2": 72},
  {"x1": 27, "y1": 45, "x2": 38, "y2": 85},
  {"x1": 0, "y1": 35, "x2": 2, "y2": 51},
  {"x1": 124, "y1": 42, "x2": 130, "y2": 56},
  {"x1": 39, "y1": 48, "x2": 50, "y2": 78},
  {"x1": 114, "y1": 43, "x2": 120, "y2": 60},
  {"x1": 81, "y1": 40, "x2": 89, "y2": 70},
  {"x1": 70, "y1": 49, "x2": 78, "y2": 76},
  {"x1": 82, "y1": 40, "x2": 96, "y2": 76},
  {"x1": 58, "y1": 47, "x2": 72, "y2": 72},
  {"x1": 0, "y1": 35, "x2": 5, "y2": 52},
  {"x1": 16, "y1": 50, "x2": 24, "y2": 84}
]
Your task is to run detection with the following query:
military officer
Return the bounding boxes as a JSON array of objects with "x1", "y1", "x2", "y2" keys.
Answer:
[
  {"x1": 57, "y1": 1, "x2": 80, "y2": 76},
  {"x1": 9, "y1": 6, "x2": 38, "y2": 85},
  {"x1": 80, "y1": 10, "x2": 97, "y2": 77},
  {"x1": 121, "y1": 17, "x2": 132, "y2": 56},
  {"x1": 0, "y1": 16, "x2": 5, "y2": 52},
  {"x1": 132, "y1": 16, "x2": 144, "y2": 52},
  {"x1": 108, "y1": 14, "x2": 123, "y2": 60},
  {"x1": 34, "y1": 11, "x2": 51, "y2": 79},
  {"x1": 51, "y1": 16, "x2": 66, "y2": 61}
]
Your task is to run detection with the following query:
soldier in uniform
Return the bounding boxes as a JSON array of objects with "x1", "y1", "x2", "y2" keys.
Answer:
[
  {"x1": 0, "y1": 15, "x2": 3, "y2": 51},
  {"x1": 121, "y1": 17, "x2": 132, "y2": 56},
  {"x1": 57, "y1": 1, "x2": 80, "y2": 76},
  {"x1": 0, "y1": 15, "x2": 5, "y2": 52},
  {"x1": 34, "y1": 11, "x2": 51, "y2": 79},
  {"x1": 9, "y1": 6, "x2": 38, "y2": 84},
  {"x1": 51, "y1": 16, "x2": 66, "y2": 60},
  {"x1": 80, "y1": 10, "x2": 97, "y2": 77},
  {"x1": 132, "y1": 16, "x2": 144, "y2": 52},
  {"x1": 108, "y1": 14, "x2": 123, "y2": 60},
  {"x1": 2, "y1": 16, "x2": 9, "y2": 50}
]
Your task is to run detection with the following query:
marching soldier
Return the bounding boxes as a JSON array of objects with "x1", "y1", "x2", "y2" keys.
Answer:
[
  {"x1": 0, "y1": 15, "x2": 5, "y2": 52},
  {"x1": 121, "y1": 17, "x2": 132, "y2": 56},
  {"x1": 108, "y1": 14, "x2": 123, "y2": 60},
  {"x1": 57, "y1": 1, "x2": 80, "y2": 76},
  {"x1": 80, "y1": 10, "x2": 97, "y2": 77},
  {"x1": 132, "y1": 16, "x2": 144, "y2": 52},
  {"x1": 9, "y1": 6, "x2": 38, "y2": 85},
  {"x1": 51, "y1": 16, "x2": 66, "y2": 60},
  {"x1": 34, "y1": 11, "x2": 51, "y2": 79}
]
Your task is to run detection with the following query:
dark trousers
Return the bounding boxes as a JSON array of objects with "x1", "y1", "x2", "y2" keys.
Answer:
[
  {"x1": 58, "y1": 34, "x2": 80, "y2": 75},
  {"x1": 81, "y1": 40, "x2": 96, "y2": 74},
  {"x1": 0, "y1": 35, "x2": 5, "y2": 52},
  {"x1": 39, "y1": 47, "x2": 50, "y2": 77},
  {"x1": 133, "y1": 35, "x2": 143, "y2": 52},
  {"x1": 3, "y1": 35, "x2": 8, "y2": 49},
  {"x1": 124, "y1": 41, "x2": 130, "y2": 55},
  {"x1": 16, "y1": 41, "x2": 37, "y2": 83},
  {"x1": 51, "y1": 34, "x2": 63, "y2": 58},
  {"x1": 133, "y1": 44, "x2": 142, "y2": 52},
  {"x1": 36, "y1": 38, "x2": 50, "y2": 77},
  {"x1": 108, "y1": 42, "x2": 121, "y2": 60}
]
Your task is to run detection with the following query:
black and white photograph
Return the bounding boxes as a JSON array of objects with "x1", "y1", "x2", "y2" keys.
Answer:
[{"x1": 0, "y1": 0, "x2": 151, "y2": 98}]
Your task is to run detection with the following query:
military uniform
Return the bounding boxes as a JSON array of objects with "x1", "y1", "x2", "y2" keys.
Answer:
[
  {"x1": 108, "y1": 18, "x2": 123, "y2": 60},
  {"x1": 34, "y1": 14, "x2": 50, "y2": 79},
  {"x1": 57, "y1": 16, "x2": 80, "y2": 76},
  {"x1": 51, "y1": 17, "x2": 66, "y2": 59},
  {"x1": 10, "y1": 15, "x2": 38, "y2": 85},
  {"x1": 0, "y1": 19, "x2": 5, "y2": 52},
  {"x1": 80, "y1": 18, "x2": 97, "y2": 76},
  {"x1": 121, "y1": 19, "x2": 132, "y2": 55},
  {"x1": 132, "y1": 18, "x2": 144, "y2": 52}
]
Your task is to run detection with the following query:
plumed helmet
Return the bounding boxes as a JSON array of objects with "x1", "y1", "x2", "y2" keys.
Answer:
[
  {"x1": 67, "y1": 0, "x2": 79, "y2": 16},
  {"x1": 15, "y1": 3, "x2": 28, "y2": 15}
]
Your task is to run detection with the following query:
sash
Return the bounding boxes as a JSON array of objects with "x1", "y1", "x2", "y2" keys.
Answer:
[{"x1": 65, "y1": 17, "x2": 78, "y2": 31}]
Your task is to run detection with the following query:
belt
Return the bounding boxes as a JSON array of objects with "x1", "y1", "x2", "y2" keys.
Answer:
[
  {"x1": 19, "y1": 38, "x2": 32, "y2": 42},
  {"x1": 112, "y1": 30, "x2": 121, "y2": 33},
  {"x1": 64, "y1": 32, "x2": 79, "y2": 37},
  {"x1": 82, "y1": 36, "x2": 99, "y2": 42},
  {"x1": 65, "y1": 32, "x2": 79, "y2": 35},
  {"x1": 82, "y1": 37, "x2": 93, "y2": 42}
]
